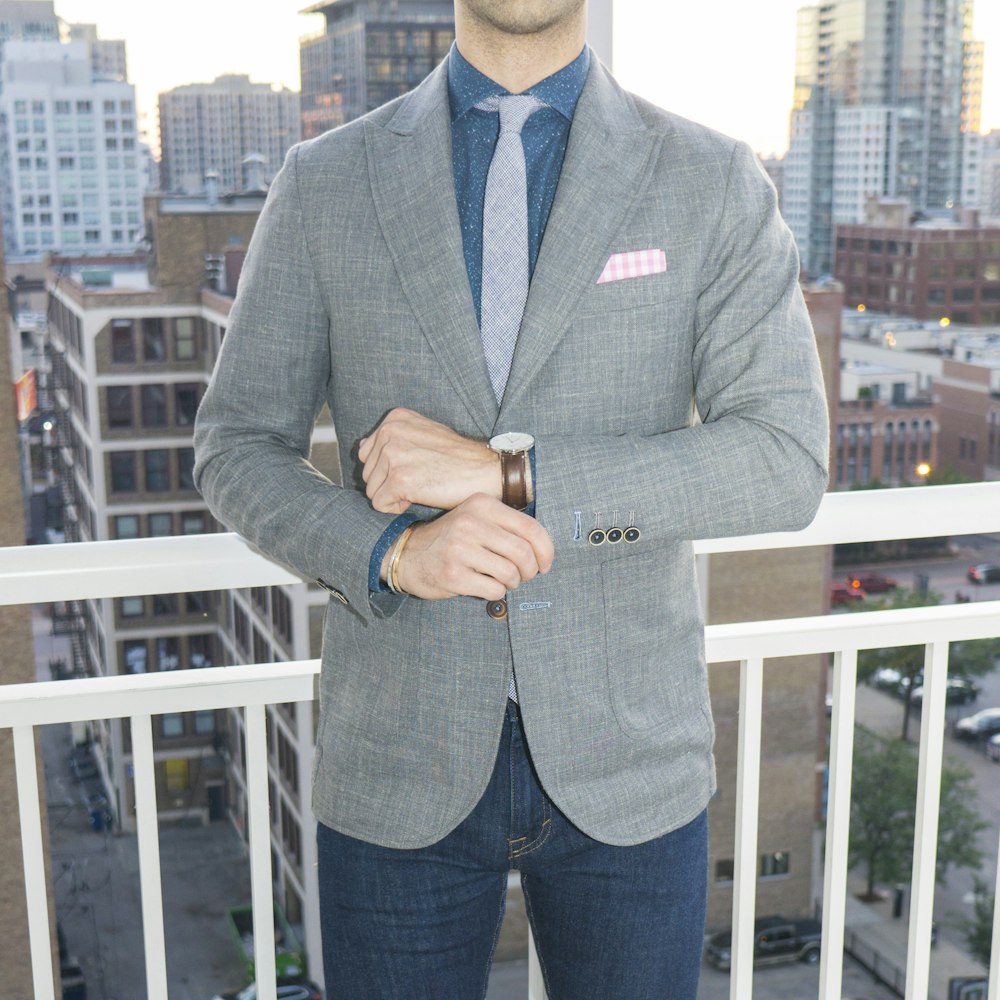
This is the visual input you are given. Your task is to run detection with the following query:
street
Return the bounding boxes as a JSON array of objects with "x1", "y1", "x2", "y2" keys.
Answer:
[{"x1": 835, "y1": 532, "x2": 1000, "y2": 954}]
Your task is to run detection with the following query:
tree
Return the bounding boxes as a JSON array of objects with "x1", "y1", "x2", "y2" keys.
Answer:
[
  {"x1": 849, "y1": 728, "x2": 986, "y2": 900},
  {"x1": 956, "y1": 877, "x2": 994, "y2": 967},
  {"x1": 851, "y1": 588, "x2": 1000, "y2": 741}
]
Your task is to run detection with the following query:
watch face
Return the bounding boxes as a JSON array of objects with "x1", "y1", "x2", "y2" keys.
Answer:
[{"x1": 490, "y1": 432, "x2": 534, "y2": 453}]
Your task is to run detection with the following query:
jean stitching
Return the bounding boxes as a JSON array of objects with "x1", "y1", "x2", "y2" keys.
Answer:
[
  {"x1": 476, "y1": 873, "x2": 509, "y2": 1000},
  {"x1": 510, "y1": 799, "x2": 551, "y2": 859}
]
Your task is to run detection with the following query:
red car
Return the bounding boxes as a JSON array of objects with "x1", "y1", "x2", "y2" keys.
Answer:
[
  {"x1": 832, "y1": 582, "x2": 867, "y2": 605},
  {"x1": 845, "y1": 571, "x2": 897, "y2": 593}
]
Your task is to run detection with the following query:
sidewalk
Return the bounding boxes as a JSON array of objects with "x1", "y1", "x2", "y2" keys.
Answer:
[{"x1": 842, "y1": 874, "x2": 990, "y2": 1000}]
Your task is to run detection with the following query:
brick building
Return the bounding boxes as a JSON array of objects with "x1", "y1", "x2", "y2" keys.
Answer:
[
  {"x1": 937, "y1": 352, "x2": 1000, "y2": 481},
  {"x1": 834, "y1": 214, "x2": 1000, "y2": 327}
]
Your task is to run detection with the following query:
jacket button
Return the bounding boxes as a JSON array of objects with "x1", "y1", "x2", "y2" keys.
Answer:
[{"x1": 486, "y1": 599, "x2": 508, "y2": 620}]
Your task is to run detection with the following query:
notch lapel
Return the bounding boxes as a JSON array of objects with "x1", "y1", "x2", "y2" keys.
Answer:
[
  {"x1": 366, "y1": 64, "x2": 498, "y2": 436},
  {"x1": 500, "y1": 62, "x2": 663, "y2": 416}
]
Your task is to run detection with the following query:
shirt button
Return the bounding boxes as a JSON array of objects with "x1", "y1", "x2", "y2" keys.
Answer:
[{"x1": 486, "y1": 599, "x2": 508, "y2": 620}]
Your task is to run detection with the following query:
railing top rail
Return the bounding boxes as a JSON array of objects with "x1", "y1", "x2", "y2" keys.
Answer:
[
  {"x1": 2, "y1": 601, "x2": 997, "y2": 729},
  {"x1": 0, "y1": 661, "x2": 319, "y2": 729},
  {"x1": 1, "y1": 483, "x2": 999, "y2": 607}
]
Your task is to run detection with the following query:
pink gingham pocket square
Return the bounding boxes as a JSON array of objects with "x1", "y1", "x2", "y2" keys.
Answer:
[{"x1": 596, "y1": 249, "x2": 667, "y2": 284}]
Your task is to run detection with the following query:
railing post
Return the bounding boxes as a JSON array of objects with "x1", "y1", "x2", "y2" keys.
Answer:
[
  {"x1": 131, "y1": 713, "x2": 168, "y2": 999},
  {"x1": 527, "y1": 925, "x2": 547, "y2": 1000},
  {"x1": 819, "y1": 648, "x2": 858, "y2": 1000},
  {"x1": 989, "y1": 828, "x2": 999, "y2": 1000},
  {"x1": 12, "y1": 725, "x2": 55, "y2": 1000},
  {"x1": 244, "y1": 703, "x2": 278, "y2": 995},
  {"x1": 905, "y1": 640, "x2": 949, "y2": 1000},
  {"x1": 730, "y1": 657, "x2": 764, "y2": 1000}
]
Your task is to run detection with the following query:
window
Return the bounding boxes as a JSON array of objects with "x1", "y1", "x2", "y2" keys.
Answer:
[
  {"x1": 177, "y1": 448, "x2": 196, "y2": 490},
  {"x1": 760, "y1": 851, "x2": 790, "y2": 878},
  {"x1": 189, "y1": 634, "x2": 214, "y2": 668},
  {"x1": 144, "y1": 450, "x2": 170, "y2": 491},
  {"x1": 111, "y1": 319, "x2": 135, "y2": 362},
  {"x1": 114, "y1": 514, "x2": 139, "y2": 539},
  {"x1": 194, "y1": 711, "x2": 216, "y2": 735},
  {"x1": 142, "y1": 318, "x2": 166, "y2": 361},
  {"x1": 181, "y1": 511, "x2": 206, "y2": 534},
  {"x1": 162, "y1": 715, "x2": 185, "y2": 738},
  {"x1": 153, "y1": 594, "x2": 178, "y2": 616},
  {"x1": 175, "y1": 384, "x2": 200, "y2": 425},
  {"x1": 148, "y1": 512, "x2": 172, "y2": 536},
  {"x1": 165, "y1": 758, "x2": 188, "y2": 791},
  {"x1": 174, "y1": 317, "x2": 197, "y2": 360},
  {"x1": 156, "y1": 636, "x2": 180, "y2": 669},
  {"x1": 186, "y1": 592, "x2": 211, "y2": 615},
  {"x1": 110, "y1": 451, "x2": 137, "y2": 493},
  {"x1": 714, "y1": 859, "x2": 734, "y2": 883},
  {"x1": 140, "y1": 384, "x2": 167, "y2": 427},
  {"x1": 106, "y1": 386, "x2": 133, "y2": 429},
  {"x1": 120, "y1": 596, "x2": 144, "y2": 617},
  {"x1": 123, "y1": 639, "x2": 147, "y2": 673},
  {"x1": 76, "y1": 100, "x2": 92, "y2": 114}
]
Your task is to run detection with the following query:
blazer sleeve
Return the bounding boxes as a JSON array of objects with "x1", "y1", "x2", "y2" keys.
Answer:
[
  {"x1": 193, "y1": 144, "x2": 401, "y2": 618},
  {"x1": 532, "y1": 141, "x2": 830, "y2": 547}
]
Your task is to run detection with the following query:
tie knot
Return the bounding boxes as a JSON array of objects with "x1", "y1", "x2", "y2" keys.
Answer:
[{"x1": 475, "y1": 93, "x2": 545, "y2": 134}]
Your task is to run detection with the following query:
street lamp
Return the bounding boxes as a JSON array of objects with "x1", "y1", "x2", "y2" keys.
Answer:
[{"x1": 915, "y1": 462, "x2": 931, "y2": 479}]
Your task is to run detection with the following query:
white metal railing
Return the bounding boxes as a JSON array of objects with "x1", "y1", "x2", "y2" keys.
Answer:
[{"x1": 1, "y1": 483, "x2": 999, "y2": 1000}]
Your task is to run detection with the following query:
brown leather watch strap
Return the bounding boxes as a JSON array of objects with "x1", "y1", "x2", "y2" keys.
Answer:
[{"x1": 499, "y1": 450, "x2": 529, "y2": 510}]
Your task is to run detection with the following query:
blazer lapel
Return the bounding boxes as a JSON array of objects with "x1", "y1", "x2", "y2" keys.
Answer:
[
  {"x1": 366, "y1": 62, "x2": 498, "y2": 436},
  {"x1": 500, "y1": 61, "x2": 663, "y2": 416}
]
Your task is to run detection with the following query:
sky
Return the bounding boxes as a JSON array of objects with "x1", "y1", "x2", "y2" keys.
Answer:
[{"x1": 51, "y1": 0, "x2": 1000, "y2": 158}]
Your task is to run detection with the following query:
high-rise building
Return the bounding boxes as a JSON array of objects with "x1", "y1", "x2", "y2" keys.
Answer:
[
  {"x1": 785, "y1": 0, "x2": 983, "y2": 278},
  {"x1": 0, "y1": 0, "x2": 58, "y2": 45},
  {"x1": 65, "y1": 22, "x2": 128, "y2": 82},
  {"x1": 0, "y1": 38, "x2": 143, "y2": 258},
  {"x1": 157, "y1": 75, "x2": 301, "y2": 195},
  {"x1": 299, "y1": 0, "x2": 454, "y2": 140},
  {"x1": 975, "y1": 129, "x2": 1000, "y2": 222}
]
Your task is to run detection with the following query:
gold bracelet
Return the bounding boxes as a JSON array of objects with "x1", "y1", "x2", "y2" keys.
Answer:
[{"x1": 388, "y1": 524, "x2": 416, "y2": 595}]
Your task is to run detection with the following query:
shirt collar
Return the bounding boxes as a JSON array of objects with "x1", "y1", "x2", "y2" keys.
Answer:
[{"x1": 447, "y1": 42, "x2": 590, "y2": 123}]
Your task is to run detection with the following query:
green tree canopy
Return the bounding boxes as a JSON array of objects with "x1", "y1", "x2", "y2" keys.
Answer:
[{"x1": 849, "y1": 727, "x2": 985, "y2": 899}]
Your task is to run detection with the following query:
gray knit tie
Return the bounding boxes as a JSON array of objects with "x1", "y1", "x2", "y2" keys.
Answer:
[
  {"x1": 476, "y1": 93, "x2": 544, "y2": 403},
  {"x1": 476, "y1": 94, "x2": 543, "y2": 703}
]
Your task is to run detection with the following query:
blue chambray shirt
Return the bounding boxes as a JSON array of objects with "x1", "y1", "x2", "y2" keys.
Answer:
[{"x1": 368, "y1": 44, "x2": 590, "y2": 592}]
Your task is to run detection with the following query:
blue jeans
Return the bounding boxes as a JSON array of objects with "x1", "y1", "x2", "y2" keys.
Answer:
[{"x1": 317, "y1": 700, "x2": 708, "y2": 1000}]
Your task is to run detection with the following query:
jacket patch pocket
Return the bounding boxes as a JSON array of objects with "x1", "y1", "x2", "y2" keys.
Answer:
[{"x1": 601, "y1": 548, "x2": 707, "y2": 738}]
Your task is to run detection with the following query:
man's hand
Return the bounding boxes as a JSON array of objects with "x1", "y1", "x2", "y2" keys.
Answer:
[
  {"x1": 359, "y1": 408, "x2": 501, "y2": 514},
  {"x1": 383, "y1": 494, "x2": 554, "y2": 601}
]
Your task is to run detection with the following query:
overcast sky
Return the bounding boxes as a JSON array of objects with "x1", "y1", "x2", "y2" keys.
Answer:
[{"x1": 51, "y1": 0, "x2": 1000, "y2": 157}]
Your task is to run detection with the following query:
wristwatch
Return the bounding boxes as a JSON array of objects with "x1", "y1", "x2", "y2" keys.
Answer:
[{"x1": 489, "y1": 432, "x2": 534, "y2": 510}]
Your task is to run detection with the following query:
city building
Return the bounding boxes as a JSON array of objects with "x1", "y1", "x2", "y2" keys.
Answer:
[
  {"x1": 976, "y1": 129, "x2": 1000, "y2": 222},
  {"x1": 157, "y1": 74, "x2": 301, "y2": 195},
  {"x1": 0, "y1": 0, "x2": 58, "y2": 46},
  {"x1": 36, "y1": 186, "x2": 338, "y2": 974},
  {"x1": 937, "y1": 340, "x2": 1000, "y2": 481},
  {"x1": 0, "y1": 37, "x2": 143, "y2": 259},
  {"x1": 833, "y1": 202, "x2": 1000, "y2": 326},
  {"x1": 0, "y1": 204, "x2": 51, "y2": 1000},
  {"x1": 64, "y1": 21, "x2": 128, "y2": 82},
  {"x1": 785, "y1": 0, "x2": 984, "y2": 278},
  {"x1": 299, "y1": 0, "x2": 454, "y2": 139}
]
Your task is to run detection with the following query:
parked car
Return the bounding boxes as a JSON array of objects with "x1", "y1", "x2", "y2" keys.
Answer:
[
  {"x1": 870, "y1": 667, "x2": 906, "y2": 693},
  {"x1": 704, "y1": 915, "x2": 822, "y2": 971},
  {"x1": 955, "y1": 707, "x2": 1000, "y2": 741},
  {"x1": 911, "y1": 678, "x2": 980, "y2": 707},
  {"x1": 832, "y1": 582, "x2": 866, "y2": 605},
  {"x1": 986, "y1": 734, "x2": 1000, "y2": 763},
  {"x1": 212, "y1": 982, "x2": 322, "y2": 1000},
  {"x1": 845, "y1": 571, "x2": 897, "y2": 593},
  {"x1": 966, "y1": 563, "x2": 1000, "y2": 584}
]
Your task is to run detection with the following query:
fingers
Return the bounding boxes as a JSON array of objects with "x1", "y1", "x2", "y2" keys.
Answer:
[{"x1": 394, "y1": 494, "x2": 554, "y2": 601}]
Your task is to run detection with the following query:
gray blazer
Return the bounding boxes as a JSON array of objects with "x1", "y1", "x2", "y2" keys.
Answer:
[{"x1": 193, "y1": 55, "x2": 829, "y2": 849}]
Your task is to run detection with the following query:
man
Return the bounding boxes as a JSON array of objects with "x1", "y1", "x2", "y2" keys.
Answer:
[{"x1": 193, "y1": 1, "x2": 829, "y2": 997}]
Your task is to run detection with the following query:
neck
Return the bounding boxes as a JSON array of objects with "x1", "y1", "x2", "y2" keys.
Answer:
[{"x1": 454, "y1": 8, "x2": 586, "y2": 93}]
